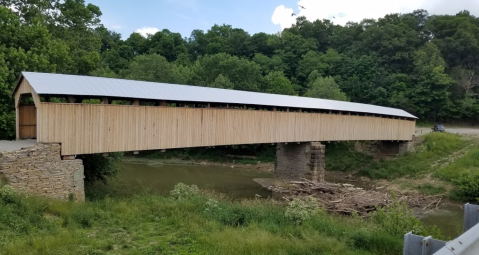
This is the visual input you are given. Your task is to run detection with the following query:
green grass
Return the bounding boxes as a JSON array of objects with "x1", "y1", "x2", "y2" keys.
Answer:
[
  {"x1": 434, "y1": 149, "x2": 479, "y2": 182},
  {"x1": 358, "y1": 133, "x2": 465, "y2": 179},
  {"x1": 326, "y1": 142, "x2": 373, "y2": 172},
  {"x1": 0, "y1": 182, "x2": 441, "y2": 255},
  {"x1": 415, "y1": 184, "x2": 447, "y2": 195}
]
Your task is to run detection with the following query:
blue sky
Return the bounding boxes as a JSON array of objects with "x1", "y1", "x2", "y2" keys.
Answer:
[
  {"x1": 88, "y1": 0, "x2": 297, "y2": 39},
  {"x1": 88, "y1": 0, "x2": 479, "y2": 39}
]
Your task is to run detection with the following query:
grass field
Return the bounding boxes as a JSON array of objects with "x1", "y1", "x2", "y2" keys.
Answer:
[{"x1": 0, "y1": 182, "x2": 441, "y2": 255}]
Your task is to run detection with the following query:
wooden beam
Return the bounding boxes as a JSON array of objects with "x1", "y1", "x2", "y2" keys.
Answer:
[
  {"x1": 286, "y1": 108, "x2": 290, "y2": 112},
  {"x1": 101, "y1": 97, "x2": 109, "y2": 104},
  {"x1": 67, "y1": 96, "x2": 75, "y2": 103},
  {"x1": 62, "y1": 155, "x2": 75, "y2": 160},
  {"x1": 132, "y1": 99, "x2": 140, "y2": 106},
  {"x1": 273, "y1": 107, "x2": 277, "y2": 111}
]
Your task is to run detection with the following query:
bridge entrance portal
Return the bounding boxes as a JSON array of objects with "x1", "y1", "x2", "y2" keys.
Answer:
[{"x1": 18, "y1": 94, "x2": 37, "y2": 139}]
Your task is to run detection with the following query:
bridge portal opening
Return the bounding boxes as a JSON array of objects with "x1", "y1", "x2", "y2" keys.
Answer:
[{"x1": 18, "y1": 93, "x2": 37, "y2": 139}]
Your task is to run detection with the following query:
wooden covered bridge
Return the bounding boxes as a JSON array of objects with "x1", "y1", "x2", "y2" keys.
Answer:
[
  {"x1": 13, "y1": 72, "x2": 416, "y2": 157},
  {"x1": 1, "y1": 72, "x2": 418, "y2": 200}
]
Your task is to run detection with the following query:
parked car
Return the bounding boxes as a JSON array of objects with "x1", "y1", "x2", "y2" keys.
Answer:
[{"x1": 432, "y1": 124, "x2": 445, "y2": 132}]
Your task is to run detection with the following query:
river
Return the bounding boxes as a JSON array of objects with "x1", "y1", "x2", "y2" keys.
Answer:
[{"x1": 109, "y1": 162, "x2": 465, "y2": 239}]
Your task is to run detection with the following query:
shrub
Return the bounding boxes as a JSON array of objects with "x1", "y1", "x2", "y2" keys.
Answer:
[
  {"x1": 326, "y1": 141, "x2": 373, "y2": 171},
  {"x1": 371, "y1": 198, "x2": 441, "y2": 238},
  {"x1": 170, "y1": 183, "x2": 200, "y2": 201},
  {"x1": 0, "y1": 185, "x2": 17, "y2": 203},
  {"x1": 78, "y1": 152, "x2": 123, "y2": 185},
  {"x1": 204, "y1": 198, "x2": 220, "y2": 214},
  {"x1": 452, "y1": 172, "x2": 479, "y2": 202},
  {"x1": 285, "y1": 197, "x2": 319, "y2": 224}
]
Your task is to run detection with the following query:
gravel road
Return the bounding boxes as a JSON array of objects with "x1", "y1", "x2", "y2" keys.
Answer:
[{"x1": 415, "y1": 127, "x2": 479, "y2": 136}]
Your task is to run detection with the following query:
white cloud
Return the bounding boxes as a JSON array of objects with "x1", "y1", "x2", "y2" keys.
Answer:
[
  {"x1": 272, "y1": 0, "x2": 479, "y2": 30},
  {"x1": 135, "y1": 27, "x2": 160, "y2": 37},
  {"x1": 271, "y1": 5, "x2": 297, "y2": 30}
]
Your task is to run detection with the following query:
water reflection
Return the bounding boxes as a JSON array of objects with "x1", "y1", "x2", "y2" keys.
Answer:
[{"x1": 112, "y1": 163, "x2": 273, "y2": 199}]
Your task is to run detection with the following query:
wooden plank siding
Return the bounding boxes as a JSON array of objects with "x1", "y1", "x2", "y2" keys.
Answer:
[
  {"x1": 18, "y1": 105, "x2": 37, "y2": 138},
  {"x1": 37, "y1": 103, "x2": 416, "y2": 156}
]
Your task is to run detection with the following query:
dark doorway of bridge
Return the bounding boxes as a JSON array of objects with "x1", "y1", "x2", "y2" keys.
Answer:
[{"x1": 18, "y1": 94, "x2": 37, "y2": 139}]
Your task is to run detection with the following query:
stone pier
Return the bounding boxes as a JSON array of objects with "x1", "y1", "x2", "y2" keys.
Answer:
[
  {"x1": 0, "y1": 143, "x2": 84, "y2": 201},
  {"x1": 274, "y1": 142, "x2": 325, "y2": 182}
]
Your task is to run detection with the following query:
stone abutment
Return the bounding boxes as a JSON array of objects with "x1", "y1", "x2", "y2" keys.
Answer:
[{"x1": 0, "y1": 143, "x2": 84, "y2": 201}]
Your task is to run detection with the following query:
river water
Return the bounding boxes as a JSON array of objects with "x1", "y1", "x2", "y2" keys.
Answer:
[
  {"x1": 112, "y1": 162, "x2": 464, "y2": 239},
  {"x1": 116, "y1": 162, "x2": 272, "y2": 199}
]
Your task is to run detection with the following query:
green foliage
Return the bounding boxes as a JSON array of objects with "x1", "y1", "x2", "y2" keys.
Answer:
[
  {"x1": 305, "y1": 76, "x2": 348, "y2": 101},
  {"x1": 326, "y1": 142, "x2": 373, "y2": 171},
  {"x1": 170, "y1": 183, "x2": 199, "y2": 201},
  {"x1": 451, "y1": 172, "x2": 479, "y2": 202},
  {"x1": 359, "y1": 133, "x2": 464, "y2": 179},
  {"x1": 0, "y1": 183, "x2": 442, "y2": 255},
  {"x1": 435, "y1": 149, "x2": 479, "y2": 181},
  {"x1": 141, "y1": 144, "x2": 276, "y2": 164},
  {"x1": 78, "y1": 153, "x2": 122, "y2": 185},
  {"x1": 371, "y1": 198, "x2": 441, "y2": 238},
  {"x1": 0, "y1": 184, "x2": 16, "y2": 203},
  {"x1": 415, "y1": 183, "x2": 446, "y2": 195},
  {"x1": 285, "y1": 197, "x2": 320, "y2": 224},
  {"x1": 261, "y1": 71, "x2": 294, "y2": 95}
]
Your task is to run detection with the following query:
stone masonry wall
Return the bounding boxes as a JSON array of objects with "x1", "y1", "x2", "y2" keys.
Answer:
[
  {"x1": 0, "y1": 143, "x2": 84, "y2": 201},
  {"x1": 275, "y1": 142, "x2": 325, "y2": 182}
]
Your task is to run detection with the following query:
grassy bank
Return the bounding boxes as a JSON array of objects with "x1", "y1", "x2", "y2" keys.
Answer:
[
  {"x1": 358, "y1": 133, "x2": 466, "y2": 179},
  {"x1": 0, "y1": 183, "x2": 440, "y2": 255}
]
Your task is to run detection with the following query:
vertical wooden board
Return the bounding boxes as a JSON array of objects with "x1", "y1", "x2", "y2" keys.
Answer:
[{"x1": 36, "y1": 103, "x2": 416, "y2": 155}]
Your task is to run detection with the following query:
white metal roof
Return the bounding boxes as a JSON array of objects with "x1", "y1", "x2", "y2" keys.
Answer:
[{"x1": 17, "y1": 72, "x2": 417, "y2": 119}]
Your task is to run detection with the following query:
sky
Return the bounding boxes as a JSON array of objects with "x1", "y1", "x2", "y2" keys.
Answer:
[{"x1": 88, "y1": 0, "x2": 479, "y2": 39}]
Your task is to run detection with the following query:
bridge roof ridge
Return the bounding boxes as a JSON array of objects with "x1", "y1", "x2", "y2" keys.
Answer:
[{"x1": 14, "y1": 71, "x2": 417, "y2": 119}]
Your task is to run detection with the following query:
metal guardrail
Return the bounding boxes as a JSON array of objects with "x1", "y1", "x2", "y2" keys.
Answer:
[{"x1": 403, "y1": 203, "x2": 479, "y2": 255}]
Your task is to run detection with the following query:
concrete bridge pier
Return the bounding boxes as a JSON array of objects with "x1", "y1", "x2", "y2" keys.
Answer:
[
  {"x1": 378, "y1": 141, "x2": 413, "y2": 155},
  {"x1": 274, "y1": 142, "x2": 325, "y2": 182}
]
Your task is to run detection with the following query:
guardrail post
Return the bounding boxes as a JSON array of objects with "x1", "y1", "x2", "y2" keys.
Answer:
[
  {"x1": 403, "y1": 233, "x2": 446, "y2": 255},
  {"x1": 463, "y1": 203, "x2": 479, "y2": 233}
]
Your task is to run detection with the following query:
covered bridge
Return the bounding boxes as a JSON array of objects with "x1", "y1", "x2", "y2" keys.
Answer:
[{"x1": 13, "y1": 72, "x2": 416, "y2": 157}]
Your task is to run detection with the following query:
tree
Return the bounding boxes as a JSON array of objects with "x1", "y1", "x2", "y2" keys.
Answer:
[
  {"x1": 305, "y1": 76, "x2": 348, "y2": 101},
  {"x1": 121, "y1": 54, "x2": 177, "y2": 83},
  {"x1": 410, "y1": 42, "x2": 452, "y2": 120},
  {"x1": 191, "y1": 53, "x2": 262, "y2": 91},
  {"x1": 211, "y1": 74, "x2": 234, "y2": 89},
  {"x1": 261, "y1": 71, "x2": 294, "y2": 95}
]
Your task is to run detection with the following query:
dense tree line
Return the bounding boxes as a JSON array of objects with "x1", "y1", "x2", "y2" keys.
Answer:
[{"x1": 1, "y1": 1, "x2": 479, "y2": 139}]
